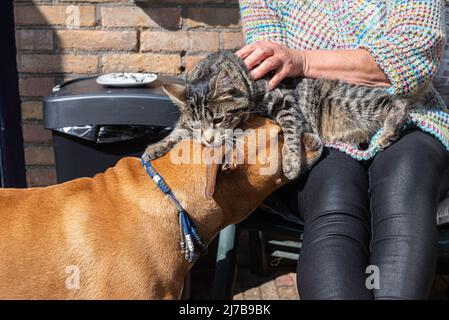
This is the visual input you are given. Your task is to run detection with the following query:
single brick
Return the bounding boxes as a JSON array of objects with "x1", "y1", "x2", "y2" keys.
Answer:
[
  {"x1": 26, "y1": 167, "x2": 57, "y2": 187},
  {"x1": 223, "y1": 32, "x2": 245, "y2": 50},
  {"x1": 25, "y1": 146, "x2": 55, "y2": 165},
  {"x1": 14, "y1": 5, "x2": 96, "y2": 27},
  {"x1": 187, "y1": 8, "x2": 241, "y2": 29},
  {"x1": 260, "y1": 280, "x2": 280, "y2": 300},
  {"x1": 275, "y1": 273, "x2": 295, "y2": 287},
  {"x1": 185, "y1": 55, "x2": 206, "y2": 73},
  {"x1": 18, "y1": 54, "x2": 98, "y2": 74},
  {"x1": 242, "y1": 287, "x2": 262, "y2": 300},
  {"x1": 56, "y1": 30, "x2": 137, "y2": 51},
  {"x1": 15, "y1": 29, "x2": 54, "y2": 50},
  {"x1": 19, "y1": 77, "x2": 54, "y2": 97},
  {"x1": 21, "y1": 101, "x2": 43, "y2": 120},
  {"x1": 188, "y1": 32, "x2": 220, "y2": 52},
  {"x1": 22, "y1": 124, "x2": 53, "y2": 143},
  {"x1": 232, "y1": 293, "x2": 244, "y2": 300},
  {"x1": 141, "y1": 31, "x2": 219, "y2": 53},
  {"x1": 276, "y1": 285, "x2": 299, "y2": 300},
  {"x1": 102, "y1": 54, "x2": 181, "y2": 75},
  {"x1": 101, "y1": 7, "x2": 181, "y2": 29}
]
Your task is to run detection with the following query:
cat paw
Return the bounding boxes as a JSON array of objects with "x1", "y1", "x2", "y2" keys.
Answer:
[
  {"x1": 303, "y1": 132, "x2": 323, "y2": 168},
  {"x1": 222, "y1": 150, "x2": 238, "y2": 173},
  {"x1": 143, "y1": 145, "x2": 166, "y2": 161},
  {"x1": 282, "y1": 148, "x2": 302, "y2": 180},
  {"x1": 377, "y1": 134, "x2": 397, "y2": 151}
]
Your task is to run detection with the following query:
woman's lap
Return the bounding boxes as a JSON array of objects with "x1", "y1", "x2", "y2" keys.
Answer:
[{"x1": 296, "y1": 130, "x2": 449, "y2": 299}]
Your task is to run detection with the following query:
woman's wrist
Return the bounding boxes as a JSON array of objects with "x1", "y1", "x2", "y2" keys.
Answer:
[
  {"x1": 290, "y1": 49, "x2": 308, "y2": 77},
  {"x1": 299, "y1": 49, "x2": 391, "y2": 87},
  {"x1": 299, "y1": 50, "x2": 310, "y2": 77}
]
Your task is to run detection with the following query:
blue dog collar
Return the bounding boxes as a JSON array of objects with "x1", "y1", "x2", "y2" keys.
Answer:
[{"x1": 141, "y1": 157, "x2": 207, "y2": 263}]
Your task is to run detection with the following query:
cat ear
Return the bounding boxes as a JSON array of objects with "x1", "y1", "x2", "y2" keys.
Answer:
[
  {"x1": 162, "y1": 83, "x2": 187, "y2": 110},
  {"x1": 212, "y1": 69, "x2": 235, "y2": 97}
]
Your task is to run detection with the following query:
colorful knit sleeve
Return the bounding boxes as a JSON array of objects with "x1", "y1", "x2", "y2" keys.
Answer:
[
  {"x1": 358, "y1": 0, "x2": 446, "y2": 96},
  {"x1": 238, "y1": 0, "x2": 287, "y2": 46}
]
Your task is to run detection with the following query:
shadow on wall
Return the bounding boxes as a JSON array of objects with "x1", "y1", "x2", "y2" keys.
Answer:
[{"x1": 135, "y1": 0, "x2": 241, "y2": 28}]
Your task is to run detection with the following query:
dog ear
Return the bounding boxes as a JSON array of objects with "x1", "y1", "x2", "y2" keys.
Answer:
[
  {"x1": 162, "y1": 83, "x2": 187, "y2": 110},
  {"x1": 205, "y1": 148, "x2": 239, "y2": 199},
  {"x1": 205, "y1": 162, "x2": 220, "y2": 199}
]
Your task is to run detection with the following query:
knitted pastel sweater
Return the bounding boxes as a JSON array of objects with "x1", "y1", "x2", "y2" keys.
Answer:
[{"x1": 239, "y1": 0, "x2": 449, "y2": 160}]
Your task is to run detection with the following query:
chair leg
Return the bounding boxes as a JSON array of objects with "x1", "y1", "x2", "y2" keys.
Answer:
[
  {"x1": 212, "y1": 224, "x2": 240, "y2": 300},
  {"x1": 249, "y1": 230, "x2": 269, "y2": 276}
]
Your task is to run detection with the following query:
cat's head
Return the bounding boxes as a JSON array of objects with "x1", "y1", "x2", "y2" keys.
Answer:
[{"x1": 162, "y1": 51, "x2": 254, "y2": 147}]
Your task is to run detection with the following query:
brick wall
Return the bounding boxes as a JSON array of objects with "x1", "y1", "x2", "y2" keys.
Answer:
[{"x1": 13, "y1": 0, "x2": 244, "y2": 186}]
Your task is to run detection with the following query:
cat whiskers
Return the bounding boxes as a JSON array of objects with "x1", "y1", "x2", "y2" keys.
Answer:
[
  {"x1": 239, "y1": 110, "x2": 260, "y2": 116},
  {"x1": 222, "y1": 135, "x2": 245, "y2": 155}
]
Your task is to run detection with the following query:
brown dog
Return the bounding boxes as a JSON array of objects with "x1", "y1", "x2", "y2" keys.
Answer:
[{"x1": 0, "y1": 117, "x2": 317, "y2": 299}]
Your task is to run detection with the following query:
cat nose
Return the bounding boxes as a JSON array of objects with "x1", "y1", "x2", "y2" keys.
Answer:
[{"x1": 203, "y1": 129, "x2": 215, "y2": 144}]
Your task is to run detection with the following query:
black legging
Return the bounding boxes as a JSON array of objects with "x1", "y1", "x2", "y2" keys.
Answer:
[{"x1": 295, "y1": 130, "x2": 449, "y2": 299}]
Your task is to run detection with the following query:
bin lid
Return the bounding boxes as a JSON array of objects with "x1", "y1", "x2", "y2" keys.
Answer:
[{"x1": 43, "y1": 75, "x2": 182, "y2": 129}]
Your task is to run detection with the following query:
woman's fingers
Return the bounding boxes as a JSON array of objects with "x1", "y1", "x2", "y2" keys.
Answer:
[
  {"x1": 268, "y1": 67, "x2": 288, "y2": 90},
  {"x1": 242, "y1": 45, "x2": 275, "y2": 70},
  {"x1": 249, "y1": 56, "x2": 281, "y2": 80},
  {"x1": 235, "y1": 44, "x2": 256, "y2": 60},
  {"x1": 236, "y1": 42, "x2": 301, "y2": 89}
]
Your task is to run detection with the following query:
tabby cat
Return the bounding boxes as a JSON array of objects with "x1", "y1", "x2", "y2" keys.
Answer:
[{"x1": 144, "y1": 51, "x2": 412, "y2": 179}]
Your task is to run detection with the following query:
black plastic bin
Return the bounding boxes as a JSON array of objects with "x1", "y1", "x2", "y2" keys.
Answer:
[{"x1": 43, "y1": 75, "x2": 181, "y2": 183}]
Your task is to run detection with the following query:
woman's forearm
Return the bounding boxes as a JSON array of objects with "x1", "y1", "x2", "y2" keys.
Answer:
[{"x1": 301, "y1": 49, "x2": 391, "y2": 87}]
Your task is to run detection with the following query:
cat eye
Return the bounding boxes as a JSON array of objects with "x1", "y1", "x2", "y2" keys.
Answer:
[{"x1": 213, "y1": 117, "x2": 224, "y2": 125}]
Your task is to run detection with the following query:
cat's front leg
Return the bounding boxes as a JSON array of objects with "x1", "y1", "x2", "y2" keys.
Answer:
[
  {"x1": 143, "y1": 126, "x2": 190, "y2": 161},
  {"x1": 274, "y1": 107, "x2": 305, "y2": 180},
  {"x1": 276, "y1": 117, "x2": 323, "y2": 179}
]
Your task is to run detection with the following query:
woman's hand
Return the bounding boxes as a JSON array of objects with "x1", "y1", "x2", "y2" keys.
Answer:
[
  {"x1": 236, "y1": 41, "x2": 391, "y2": 90},
  {"x1": 235, "y1": 41, "x2": 306, "y2": 90}
]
